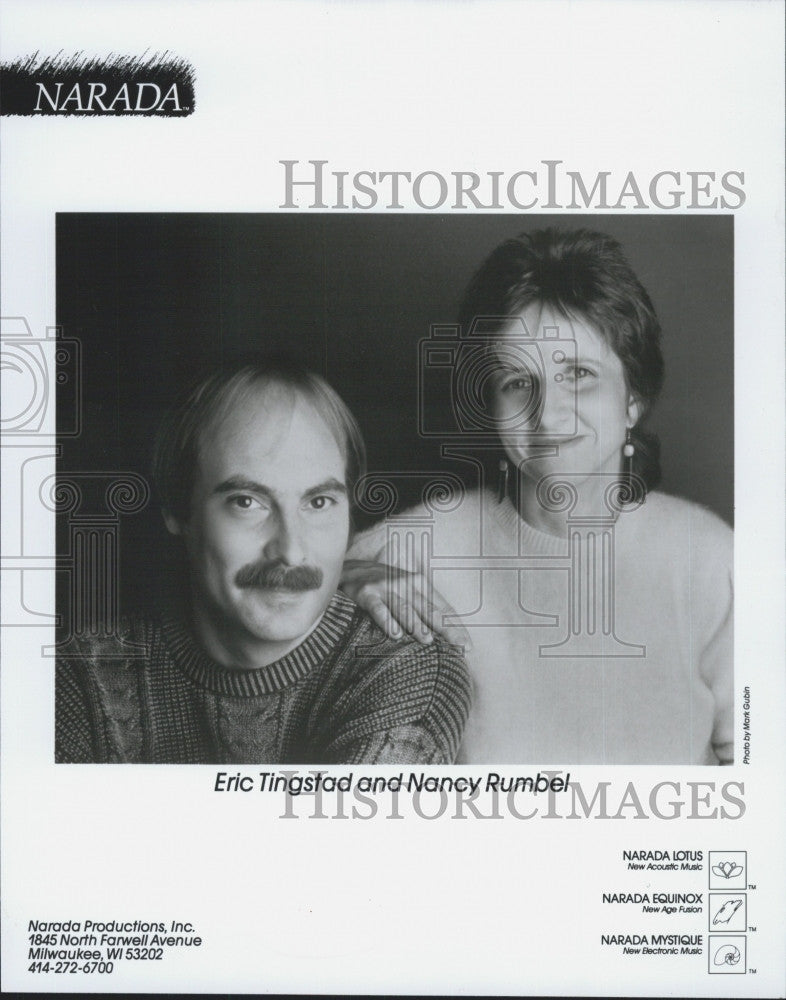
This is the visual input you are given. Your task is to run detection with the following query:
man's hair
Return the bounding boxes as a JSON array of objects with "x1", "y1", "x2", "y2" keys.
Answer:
[
  {"x1": 458, "y1": 228, "x2": 665, "y2": 488},
  {"x1": 152, "y1": 355, "x2": 366, "y2": 522}
]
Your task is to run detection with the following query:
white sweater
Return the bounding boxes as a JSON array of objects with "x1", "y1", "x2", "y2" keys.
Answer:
[{"x1": 349, "y1": 490, "x2": 733, "y2": 765}]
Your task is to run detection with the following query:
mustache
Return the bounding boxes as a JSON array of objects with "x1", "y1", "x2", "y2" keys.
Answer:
[{"x1": 234, "y1": 561, "x2": 324, "y2": 592}]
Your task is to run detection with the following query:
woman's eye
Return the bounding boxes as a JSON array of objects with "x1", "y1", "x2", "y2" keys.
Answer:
[
  {"x1": 501, "y1": 374, "x2": 534, "y2": 393},
  {"x1": 570, "y1": 365, "x2": 595, "y2": 381}
]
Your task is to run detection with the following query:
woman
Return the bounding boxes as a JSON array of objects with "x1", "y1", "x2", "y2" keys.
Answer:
[{"x1": 344, "y1": 228, "x2": 733, "y2": 765}]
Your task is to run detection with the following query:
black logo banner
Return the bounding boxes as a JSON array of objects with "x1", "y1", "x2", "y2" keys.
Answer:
[{"x1": 0, "y1": 51, "x2": 195, "y2": 116}]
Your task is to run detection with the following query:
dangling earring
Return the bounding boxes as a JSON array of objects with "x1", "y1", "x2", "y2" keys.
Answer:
[
  {"x1": 497, "y1": 458, "x2": 509, "y2": 504},
  {"x1": 623, "y1": 427, "x2": 635, "y2": 480}
]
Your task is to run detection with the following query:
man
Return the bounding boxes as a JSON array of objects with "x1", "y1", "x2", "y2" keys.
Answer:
[{"x1": 56, "y1": 358, "x2": 470, "y2": 764}]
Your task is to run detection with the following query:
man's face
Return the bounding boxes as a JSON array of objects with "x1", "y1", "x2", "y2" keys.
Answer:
[
  {"x1": 490, "y1": 303, "x2": 639, "y2": 484},
  {"x1": 171, "y1": 385, "x2": 351, "y2": 667}
]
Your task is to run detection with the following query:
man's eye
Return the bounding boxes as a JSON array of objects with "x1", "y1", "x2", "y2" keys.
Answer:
[
  {"x1": 229, "y1": 495, "x2": 260, "y2": 510},
  {"x1": 308, "y1": 495, "x2": 336, "y2": 511}
]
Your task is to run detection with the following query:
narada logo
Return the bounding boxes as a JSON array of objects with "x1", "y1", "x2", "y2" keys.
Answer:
[
  {"x1": 0, "y1": 51, "x2": 195, "y2": 117},
  {"x1": 35, "y1": 80, "x2": 183, "y2": 114}
]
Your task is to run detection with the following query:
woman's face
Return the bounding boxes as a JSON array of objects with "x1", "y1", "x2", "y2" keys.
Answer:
[{"x1": 490, "y1": 303, "x2": 639, "y2": 486}]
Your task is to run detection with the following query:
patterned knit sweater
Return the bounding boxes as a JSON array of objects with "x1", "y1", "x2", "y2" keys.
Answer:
[{"x1": 55, "y1": 593, "x2": 471, "y2": 765}]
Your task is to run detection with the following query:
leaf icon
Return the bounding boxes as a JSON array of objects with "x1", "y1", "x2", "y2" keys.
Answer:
[{"x1": 712, "y1": 899, "x2": 743, "y2": 925}]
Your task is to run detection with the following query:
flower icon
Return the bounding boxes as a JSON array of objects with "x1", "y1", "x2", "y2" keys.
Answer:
[{"x1": 711, "y1": 860, "x2": 744, "y2": 879}]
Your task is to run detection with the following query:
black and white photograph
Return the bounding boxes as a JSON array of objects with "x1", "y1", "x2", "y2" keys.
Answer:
[{"x1": 54, "y1": 214, "x2": 734, "y2": 766}]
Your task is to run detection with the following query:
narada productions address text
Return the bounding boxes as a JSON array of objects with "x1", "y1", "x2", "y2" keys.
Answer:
[{"x1": 26, "y1": 918, "x2": 201, "y2": 976}]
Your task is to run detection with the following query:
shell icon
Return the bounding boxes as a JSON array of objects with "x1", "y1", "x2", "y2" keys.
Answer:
[{"x1": 713, "y1": 944, "x2": 741, "y2": 966}]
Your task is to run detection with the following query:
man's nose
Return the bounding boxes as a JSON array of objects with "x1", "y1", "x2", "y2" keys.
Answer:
[{"x1": 262, "y1": 510, "x2": 306, "y2": 565}]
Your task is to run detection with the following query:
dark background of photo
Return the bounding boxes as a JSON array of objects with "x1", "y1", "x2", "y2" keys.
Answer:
[{"x1": 57, "y1": 213, "x2": 733, "y2": 613}]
